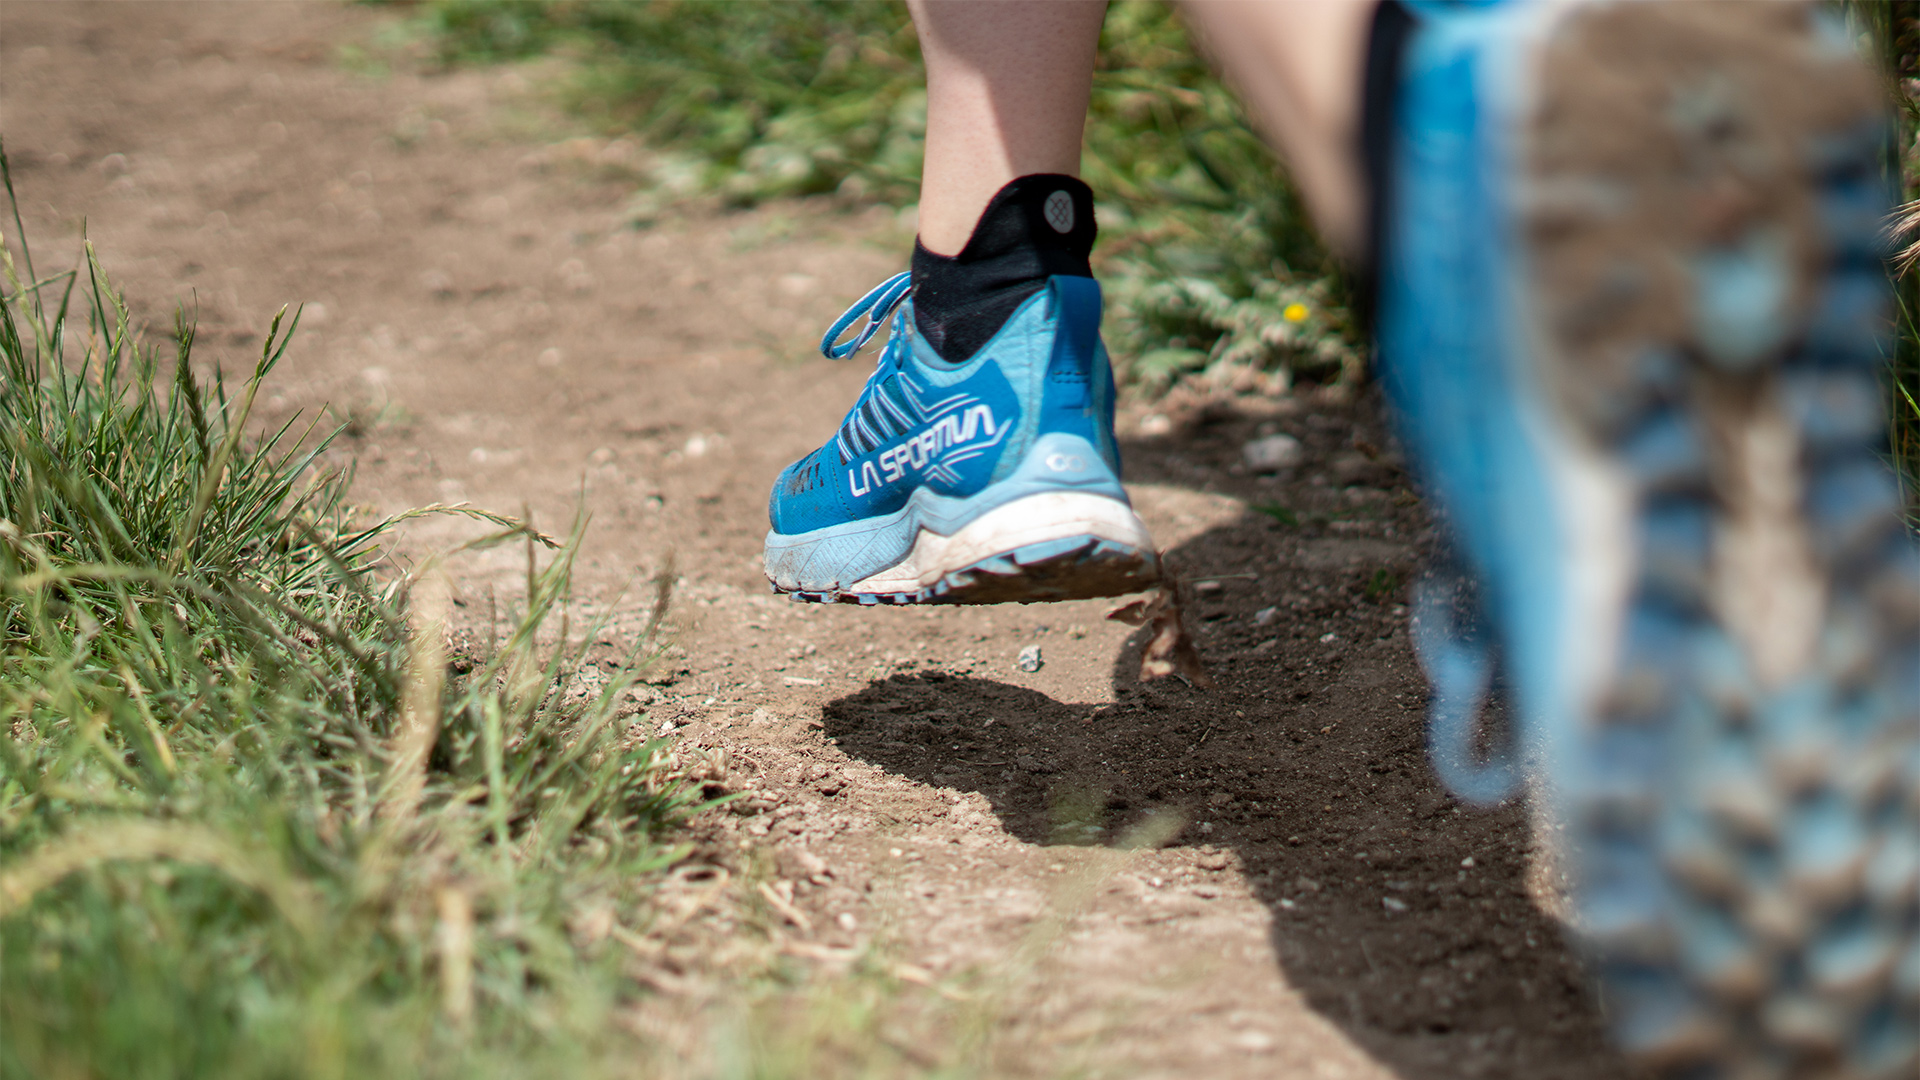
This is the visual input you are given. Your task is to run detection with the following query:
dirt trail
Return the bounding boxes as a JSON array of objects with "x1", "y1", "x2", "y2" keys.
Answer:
[{"x1": 2, "y1": 4, "x2": 1640, "y2": 1077}]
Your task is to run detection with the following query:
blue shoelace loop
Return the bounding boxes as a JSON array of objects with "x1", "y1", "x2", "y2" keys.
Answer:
[
  {"x1": 1412, "y1": 556, "x2": 1520, "y2": 806},
  {"x1": 819, "y1": 271, "x2": 913, "y2": 360}
]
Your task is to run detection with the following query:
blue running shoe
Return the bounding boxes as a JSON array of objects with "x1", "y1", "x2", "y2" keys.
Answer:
[
  {"x1": 1379, "y1": 2, "x2": 1916, "y2": 1073},
  {"x1": 764, "y1": 270, "x2": 1159, "y2": 605}
]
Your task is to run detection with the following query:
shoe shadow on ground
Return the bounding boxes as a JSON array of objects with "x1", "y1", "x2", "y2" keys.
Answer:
[{"x1": 821, "y1": 395, "x2": 1645, "y2": 1079}]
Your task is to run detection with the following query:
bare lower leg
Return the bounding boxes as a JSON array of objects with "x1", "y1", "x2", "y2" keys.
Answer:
[
  {"x1": 1181, "y1": 1, "x2": 1376, "y2": 261},
  {"x1": 908, "y1": 0, "x2": 1109, "y2": 255}
]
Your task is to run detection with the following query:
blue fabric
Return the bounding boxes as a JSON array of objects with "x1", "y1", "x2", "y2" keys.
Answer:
[{"x1": 1375, "y1": 1, "x2": 1572, "y2": 804}]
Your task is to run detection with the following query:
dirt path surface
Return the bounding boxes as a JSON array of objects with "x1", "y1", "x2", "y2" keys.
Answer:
[{"x1": 3, "y1": 4, "x2": 1642, "y2": 1077}]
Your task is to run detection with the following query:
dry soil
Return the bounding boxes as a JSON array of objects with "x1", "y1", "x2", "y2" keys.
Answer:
[{"x1": 0, "y1": 4, "x2": 1645, "y2": 1077}]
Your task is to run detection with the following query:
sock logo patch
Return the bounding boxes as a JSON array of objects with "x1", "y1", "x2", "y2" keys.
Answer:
[{"x1": 1043, "y1": 190, "x2": 1075, "y2": 234}]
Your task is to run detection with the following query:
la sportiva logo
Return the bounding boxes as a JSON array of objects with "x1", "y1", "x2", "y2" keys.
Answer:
[{"x1": 849, "y1": 403, "x2": 1002, "y2": 497}]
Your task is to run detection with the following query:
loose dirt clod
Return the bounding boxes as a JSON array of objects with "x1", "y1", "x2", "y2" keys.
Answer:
[{"x1": 1107, "y1": 584, "x2": 1215, "y2": 687}]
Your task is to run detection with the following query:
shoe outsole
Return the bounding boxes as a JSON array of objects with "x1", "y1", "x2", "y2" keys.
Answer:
[
  {"x1": 1526, "y1": 5, "x2": 1917, "y2": 1076},
  {"x1": 775, "y1": 535, "x2": 1160, "y2": 606}
]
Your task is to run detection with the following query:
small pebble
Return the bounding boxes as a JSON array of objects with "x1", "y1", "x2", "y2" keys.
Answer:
[
  {"x1": 1015, "y1": 644, "x2": 1043, "y2": 672},
  {"x1": 1242, "y1": 433, "x2": 1304, "y2": 472},
  {"x1": 1383, "y1": 896, "x2": 1410, "y2": 914},
  {"x1": 1460, "y1": 856, "x2": 1476, "y2": 869},
  {"x1": 836, "y1": 912, "x2": 858, "y2": 932},
  {"x1": 1229, "y1": 1030, "x2": 1276, "y2": 1053},
  {"x1": 776, "y1": 846, "x2": 829, "y2": 881},
  {"x1": 1253, "y1": 606, "x2": 1279, "y2": 626}
]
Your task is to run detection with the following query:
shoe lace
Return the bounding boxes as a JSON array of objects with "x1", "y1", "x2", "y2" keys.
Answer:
[
  {"x1": 820, "y1": 271, "x2": 912, "y2": 360},
  {"x1": 817, "y1": 272, "x2": 919, "y2": 464},
  {"x1": 1413, "y1": 540, "x2": 1519, "y2": 806}
]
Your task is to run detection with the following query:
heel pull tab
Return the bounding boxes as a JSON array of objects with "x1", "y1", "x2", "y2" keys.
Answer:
[{"x1": 1048, "y1": 276, "x2": 1102, "y2": 409}]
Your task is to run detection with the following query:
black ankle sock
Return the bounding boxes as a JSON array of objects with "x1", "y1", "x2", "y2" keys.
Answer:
[
  {"x1": 912, "y1": 174, "x2": 1096, "y2": 364},
  {"x1": 1357, "y1": 0, "x2": 1413, "y2": 327}
]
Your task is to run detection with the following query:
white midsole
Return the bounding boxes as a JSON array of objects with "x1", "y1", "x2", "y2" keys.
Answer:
[{"x1": 843, "y1": 492, "x2": 1156, "y2": 595}]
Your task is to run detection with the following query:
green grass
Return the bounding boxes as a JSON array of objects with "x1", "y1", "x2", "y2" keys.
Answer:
[
  {"x1": 1846, "y1": 0, "x2": 1920, "y2": 517},
  {"x1": 1250, "y1": 503, "x2": 1299, "y2": 527},
  {"x1": 408, "y1": 0, "x2": 1360, "y2": 394},
  {"x1": 0, "y1": 155, "x2": 705, "y2": 1078}
]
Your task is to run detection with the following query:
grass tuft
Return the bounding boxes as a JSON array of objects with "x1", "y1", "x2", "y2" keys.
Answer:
[
  {"x1": 1841, "y1": 0, "x2": 1920, "y2": 517},
  {"x1": 0, "y1": 149, "x2": 702, "y2": 1078}
]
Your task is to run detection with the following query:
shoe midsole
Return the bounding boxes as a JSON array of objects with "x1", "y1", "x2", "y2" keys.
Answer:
[
  {"x1": 839, "y1": 491, "x2": 1154, "y2": 596},
  {"x1": 766, "y1": 431, "x2": 1133, "y2": 592}
]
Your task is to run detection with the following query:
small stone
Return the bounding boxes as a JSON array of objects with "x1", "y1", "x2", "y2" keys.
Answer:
[
  {"x1": 1196, "y1": 850, "x2": 1231, "y2": 872},
  {"x1": 836, "y1": 912, "x2": 858, "y2": 932},
  {"x1": 1229, "y1": 1030, "x2": 1276, "y2": 1053},
  {"x1": 1242, "y1": 433, "x2": 1304, "y2": 472},
  {"x1": 1383, "y1": 896, "x2": 1410, "y2": 913},
  {"x1": 1016, "y1": 644, "x2": 1043, "y2": 673},
  {"x1": 1254, "y1": 606, "x2": 1279, "y2": 626},
  {"x1": 1460, "y1": 856, "x2": 1476, "y2": 869},
  {"x1": 776, "y1": 845, "x2": 829, "y2": 881},
  {"x1": 420, "y1": 269, "x2": 455, "y2": 296},
  {"x1": 1139, "y1": 413, "x2": 1174, "y2": 436}
]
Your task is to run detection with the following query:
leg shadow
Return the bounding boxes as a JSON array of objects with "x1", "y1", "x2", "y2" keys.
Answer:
[{"x1": 822, "y1": 391, "x2": 1646, "y2": 1079}]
